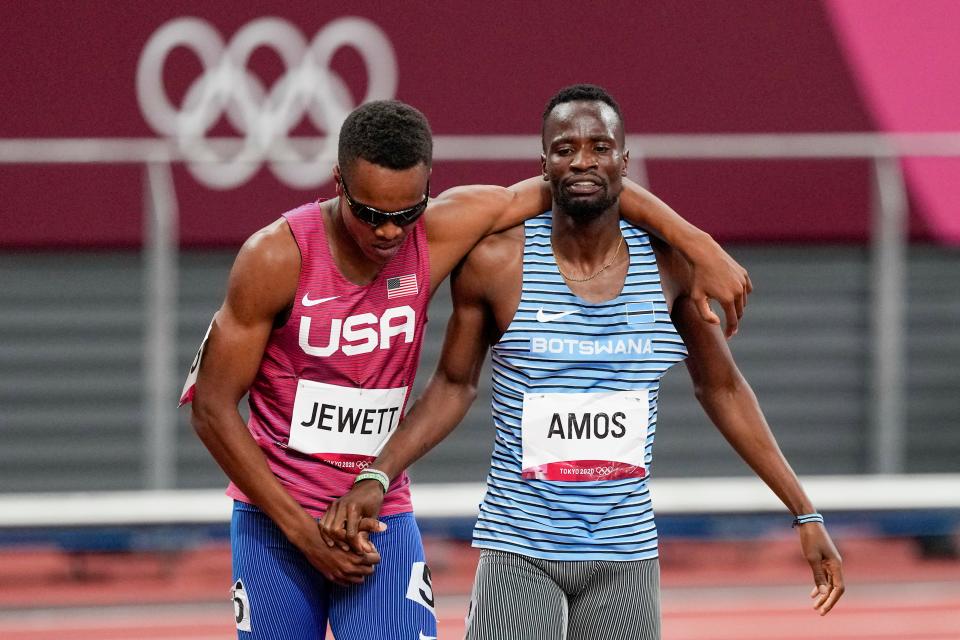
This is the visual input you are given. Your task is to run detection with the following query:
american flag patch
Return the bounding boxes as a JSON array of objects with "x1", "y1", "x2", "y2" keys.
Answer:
[{"x1": 387, "y1": 274, "x2": 418, "y2": 299}]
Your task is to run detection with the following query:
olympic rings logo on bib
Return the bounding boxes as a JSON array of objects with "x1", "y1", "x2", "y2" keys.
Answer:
[
  {"x1": 288, "y1": 379, "x2": 408, "y2": 472},
  {"x1": 520, "y1": 390, "x2": 650, "y2": 483},
  {"x1": 522, "y1": 460, "x2": 646, "y2": 482},
  {"x1": 137, "y1": 16, "x2": 398, "y2": 189}
]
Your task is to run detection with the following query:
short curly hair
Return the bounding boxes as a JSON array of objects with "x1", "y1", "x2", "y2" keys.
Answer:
[
  {"x1": 541, "y1": 84, "x2": 624, "y2": 145},
  {"x1": 337, "y1": 100, "x2": 433, "y2": 179}
]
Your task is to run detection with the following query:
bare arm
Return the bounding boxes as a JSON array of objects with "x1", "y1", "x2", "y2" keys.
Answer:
[
  {"x1": 322, "y1": 240, "x2": 496, "y2": 549},
  {"x1": 424, "y1": 178, "x2": 549, "y2": 294},
  {"x1": 189, "y1": 220, "x2": 379, "y2": 585},
  {"x1": 619, "y1": 184, "x2": 752, "y2": 337},
  {"x1": 671, "y1": 295, "x2": 845, "y2": 615},
  {"x1": 426, "y1": 177, "x2": 752, "y2": 335}
]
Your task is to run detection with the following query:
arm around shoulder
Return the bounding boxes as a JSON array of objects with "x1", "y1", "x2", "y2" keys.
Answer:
[
  {"x1": 619, "y1": 179, "x2": 752, "y2": 336},
  {"x1": 424, "y1": 178, "x2": 549, "y2": 288},
  {"x1": 427, "y1": 177, "x2": 549, "y2": 241}
]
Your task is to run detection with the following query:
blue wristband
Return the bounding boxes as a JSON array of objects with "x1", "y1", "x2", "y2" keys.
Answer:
[{"x1": 792, "y1": 512, "x2": 824, "y2": 528}]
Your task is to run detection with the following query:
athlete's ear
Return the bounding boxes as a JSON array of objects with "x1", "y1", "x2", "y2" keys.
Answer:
[
  {"x1": 333, "y1": 165, "x2": 342, "y2": 195},
  {"x1": 621, "y1": 149, "x2": 629, "y2": 177},
  {"x1": 540, "y1": 153, "x2": 548, "y2": 181}
]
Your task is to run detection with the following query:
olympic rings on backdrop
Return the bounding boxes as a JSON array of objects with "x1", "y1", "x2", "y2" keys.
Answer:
[{"x1": 137, "y1": 17, "x2": 398, "y2": 189}]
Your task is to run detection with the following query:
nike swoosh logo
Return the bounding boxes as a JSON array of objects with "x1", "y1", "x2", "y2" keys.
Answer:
[
  {"x1": 302, "y1": 294, "x2": 339, "y2": 307},
  {"x1": 419, "y1": 633, "x2": 436, "y2": 640},
  {"x1": 536, "y1": 308, "x2": 578, "y2": 323}
]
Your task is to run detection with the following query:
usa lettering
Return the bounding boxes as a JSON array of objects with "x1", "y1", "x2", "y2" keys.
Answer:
[
  {"x1": 299, "y1": 306, "x2": 414, "y2": 357},
  {"x1": 299, "y1": 402, "x2": 400, "y2": 435},
  {"x1": 547, "y1": 411, "x2": 627, "y2": 439}
]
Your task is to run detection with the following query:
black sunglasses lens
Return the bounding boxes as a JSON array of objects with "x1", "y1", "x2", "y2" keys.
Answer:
[
  {"x1": 341, "y1": 175, "x2": 429, "y2": 227},
  {"x1": 353, "y1": 206, "x2": 383, "y2": 226},
  {"x1": 356, "y1": 202, "x2": 427, "y2": 227},
  {"x1": 394, "y1": 203, "x2": 427, "y2": 225}
]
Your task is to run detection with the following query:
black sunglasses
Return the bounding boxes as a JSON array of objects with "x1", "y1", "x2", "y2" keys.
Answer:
[{"x1": 339, "y1": 177, "x2": 430, "y2": 228}]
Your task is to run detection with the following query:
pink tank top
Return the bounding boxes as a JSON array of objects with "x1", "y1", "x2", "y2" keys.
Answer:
[{"x1": 226, "y1": 201, "x2": 430, "y2": 517}]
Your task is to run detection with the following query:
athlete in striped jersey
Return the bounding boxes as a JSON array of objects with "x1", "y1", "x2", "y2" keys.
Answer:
[
  {"x1": 328, "y1": 86, "x2": 844, "y2": 639},
  {"x1": 185, "y1": 99, "x2": 752, "y2": 640}
]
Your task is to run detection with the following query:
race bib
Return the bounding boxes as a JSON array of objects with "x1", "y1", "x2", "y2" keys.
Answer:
[
  {"x1": 179, "y1": 318, "x2": 213, "y2": 406},
  {"x1": 231, "y1": 579, "x2": 252, "y2": 632},
  {"x1": 521, "y1": 390, "x2": 649, "y2": 482},
  {"x1": 288, "y1": 379, "x2": 407, "y2": 472},
  {"x1": 405, "y1": 561, "x2": 437, "y2": 618}
]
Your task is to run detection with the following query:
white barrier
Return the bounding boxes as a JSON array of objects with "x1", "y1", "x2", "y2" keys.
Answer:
[{"x1": 1, "y1": 474, "x2": 958, "y2": 529}]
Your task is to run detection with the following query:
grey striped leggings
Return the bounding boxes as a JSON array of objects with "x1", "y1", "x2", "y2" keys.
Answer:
[{"x1": 465, "y1": 549, "x2": 660, "y2": 640}]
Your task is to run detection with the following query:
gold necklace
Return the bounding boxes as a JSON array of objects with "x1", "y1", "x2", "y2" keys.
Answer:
[{"x1": 554, "y1": 236, "x2": 624, "y2": 282}]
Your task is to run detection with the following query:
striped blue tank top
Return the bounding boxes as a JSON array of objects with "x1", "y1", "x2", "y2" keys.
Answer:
[{"x1": 471, "y1": 211, "x2": 688, "y2": 561}]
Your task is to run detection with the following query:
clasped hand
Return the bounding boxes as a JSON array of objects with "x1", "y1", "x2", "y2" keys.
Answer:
[{"x1": 320, "y1": 479, "x2": 388, "y2": 557}]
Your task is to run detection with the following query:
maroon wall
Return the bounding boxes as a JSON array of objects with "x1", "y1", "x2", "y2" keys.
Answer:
[{"x1": 1, "y1": 1, "x2": 891, "y2": 248}]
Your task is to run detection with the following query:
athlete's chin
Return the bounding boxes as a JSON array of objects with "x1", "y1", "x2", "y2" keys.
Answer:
[
  {"x1": 562, "y1": 199, "x2": 616, "y2": 222},
  {"x1": 366, "y1": 244, "x2": 401, "y2": 262},
  {"x1": 556, "y1": 190, "x2": 619, "y2": 222}
]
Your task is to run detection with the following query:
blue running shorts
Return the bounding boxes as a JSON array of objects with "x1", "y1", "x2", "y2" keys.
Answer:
[{"x1": 230, "y1": 501, "x2": 437, "y2": 640}]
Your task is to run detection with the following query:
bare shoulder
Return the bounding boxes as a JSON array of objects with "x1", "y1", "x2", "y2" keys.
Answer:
[
  {"x1": 462, "y1": 224, "x2": 524, "y2": 274},
  {"x1": 649, "y1": 234, "x2": 691, "y2": 310},
  {"x1": 226, "y1": 218, "x2": 300, "y2": 320},
  {"x1": 237, "y1": 218, "x2": 300, "y2": 271},
  {"x1": 450, "y1": 224, "x2": 523, "y2": 306},
  {"x1": 423, "y1": 184, "x2": 521, "y2": 291}
]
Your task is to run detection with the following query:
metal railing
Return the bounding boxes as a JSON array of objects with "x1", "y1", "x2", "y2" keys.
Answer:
[{"x1": 3, "y1": 132, "x2": 960, "y2": 488}]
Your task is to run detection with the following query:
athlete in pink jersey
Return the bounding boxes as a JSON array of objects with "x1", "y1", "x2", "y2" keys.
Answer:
[
  {"x1": 183, "y1": 100, "x2": 751, "y2": 640},
  {"x1": 228, "y1": 200, "x2": 431, "y2": 518}
]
